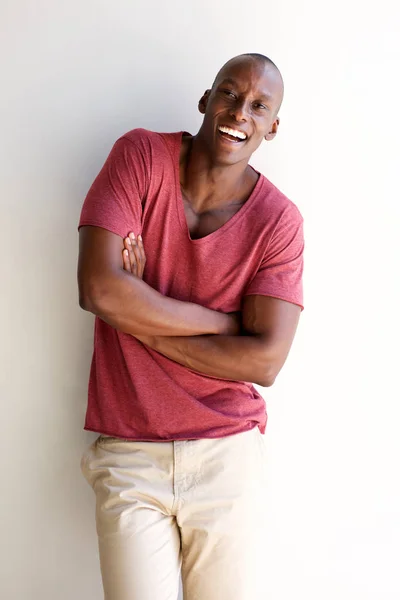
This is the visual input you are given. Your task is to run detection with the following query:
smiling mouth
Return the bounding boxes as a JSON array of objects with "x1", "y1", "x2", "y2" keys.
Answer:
[{"x1": 217, "y1": 125, "x2": 247, "y2": 143}]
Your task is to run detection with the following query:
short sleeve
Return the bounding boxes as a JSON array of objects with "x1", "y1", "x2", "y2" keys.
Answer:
[
  {"x1": 244, "y1": 205, "x2": 304, "y2": 310},
  {"x1": 78, "y1": 130, "x2": 150, "y2": 238}
]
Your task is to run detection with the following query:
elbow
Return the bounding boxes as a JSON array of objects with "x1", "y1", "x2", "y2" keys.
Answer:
[
  {"x1": 79, "y1": 291, "x2": 94, "y2": 312},
  {"x1": 79, "y1": 289, "x2": 97, "y2": 314},
  {"x1": 78, "y1": 278, "x2": 108, "y2": 315},
  {"x1": 254, "y1": 351, "x2": 279, "y2": 387},
  {"x1": 78, "y1": 282, "x2": 91, "y2": 311}
]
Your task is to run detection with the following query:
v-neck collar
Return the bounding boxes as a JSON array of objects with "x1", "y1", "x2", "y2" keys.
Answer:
[{"x1": 172, "y1": 131, "x2": 263, "y2": 244}]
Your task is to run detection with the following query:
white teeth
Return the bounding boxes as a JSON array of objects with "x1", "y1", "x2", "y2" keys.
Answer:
[{"x1": 218, "y1": 125, "x2": 247, "y2": 140}]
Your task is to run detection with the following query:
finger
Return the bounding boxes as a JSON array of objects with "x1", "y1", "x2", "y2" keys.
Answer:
[
  {"x1": 129, "y1": 233, "x2": 142, "y2": 275},
  {"x1": 137, "y1": 234, "x2": 146, "y2": 263},
  {"x1": 122, "y1": 248, "x2": 131, "y2": 272},
  {"x1": 123, "y1": 238, "x2": 132, "y2": 272},
  {"x1": 125, "y1": 236, "x2": 138, "y2": 276},
  {"x1": 136, "y1": 234, "x2": 146, "y2": 277}
]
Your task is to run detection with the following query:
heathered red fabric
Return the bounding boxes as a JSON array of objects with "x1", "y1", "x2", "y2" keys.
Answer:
[{"x1": 79, "y1": 128, "x2": 304, "y2": 441}]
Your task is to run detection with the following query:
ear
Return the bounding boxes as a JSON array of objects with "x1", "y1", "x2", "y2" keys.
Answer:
[
  {"x1": 265, "y1": 117, "x2": 280, "y2": 141},
  {"x1": 198, "y1": 89, "x2": 211, "y2": 114}
]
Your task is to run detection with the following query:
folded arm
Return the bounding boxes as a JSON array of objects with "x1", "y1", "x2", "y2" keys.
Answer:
[
  {"x1": 136, "y1": 295, "x2": 301, "y2": 386},
  {"x1": 117, "y1": 227, "x2": 300, "y2": 386},
  {"x1": 78, "y1": 226, "x2": 239, "y2": 337}
]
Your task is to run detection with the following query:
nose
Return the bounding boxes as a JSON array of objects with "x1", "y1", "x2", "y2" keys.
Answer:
[{"x1": 229, "y1": 99, "x2": 248, "y2": 123}]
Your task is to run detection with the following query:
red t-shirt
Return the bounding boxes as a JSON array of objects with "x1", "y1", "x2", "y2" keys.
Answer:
[{"x1": 79, "y1": 128, "x2": 304, "y2": 441}]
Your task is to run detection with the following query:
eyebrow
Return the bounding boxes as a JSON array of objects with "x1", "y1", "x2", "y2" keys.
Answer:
[{"x1": 217, "y1": 78, "x2": 273, "y2": 101}]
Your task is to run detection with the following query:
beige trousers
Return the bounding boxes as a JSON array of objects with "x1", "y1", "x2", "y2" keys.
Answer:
[{"x1": 81, "y1": 426, "x2": 268, "y2": 600}]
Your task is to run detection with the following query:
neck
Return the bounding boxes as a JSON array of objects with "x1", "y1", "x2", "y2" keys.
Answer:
[{"x1": 180, "y1": 133, "x2": 254, "y2": 212}]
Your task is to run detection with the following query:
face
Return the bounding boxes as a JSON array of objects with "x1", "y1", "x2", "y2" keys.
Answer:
[{"x1": 197, "y1": 57, "x2": 283, "y2": 166}]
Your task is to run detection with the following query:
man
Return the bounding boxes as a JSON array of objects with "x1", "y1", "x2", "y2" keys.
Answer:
[{"x1": 78, "y1": 53, "x2": 304, "y2": 600}]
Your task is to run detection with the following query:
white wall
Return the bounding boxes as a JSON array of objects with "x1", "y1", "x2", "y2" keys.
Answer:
[{"x1": 1, "y1": 1, "x2": 399, "y2": 599}]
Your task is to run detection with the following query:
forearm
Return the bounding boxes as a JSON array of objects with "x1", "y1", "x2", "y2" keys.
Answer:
[
  {"x1": 80, "y1": 269, "x2": 237, "y2": 337},
  {"x1": 142, "y1": 333, "x2": 274, "y2": 387}
]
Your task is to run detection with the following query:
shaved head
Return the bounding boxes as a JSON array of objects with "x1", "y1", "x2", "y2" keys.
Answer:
[
  {"x1": 196, "y1": 52, "x2": 284, "y2": 166},
  {"x1": 212, "y1": 53, "x2": 284, "y2": 115}
]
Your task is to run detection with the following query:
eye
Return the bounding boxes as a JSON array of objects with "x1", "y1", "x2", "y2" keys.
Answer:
[
  {"x1": 253, "y1": 102, "x2": 267, "y2": 110},
  {"x1": 221, "y1": 89, "x2": 236, "y2": 99}
]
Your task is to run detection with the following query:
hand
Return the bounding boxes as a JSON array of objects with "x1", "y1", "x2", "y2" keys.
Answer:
[
  {"x1": 122, "y1": 232, "x2": 146, "y2": 279},
  {"x1": 122, "y1": 232, "x2": 241, "y2": 342},
  {"x1": 122, "y1": 232, "x2": 153, "y2": 346}
]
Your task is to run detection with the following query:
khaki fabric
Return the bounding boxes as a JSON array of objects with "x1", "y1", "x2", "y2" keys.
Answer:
[{"x1": 81, "y1": 427, "x2": 268, "y2": 600}]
